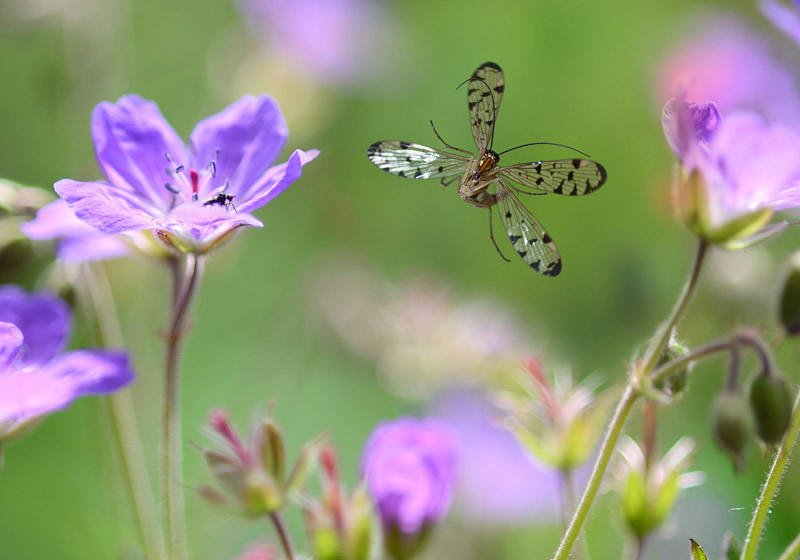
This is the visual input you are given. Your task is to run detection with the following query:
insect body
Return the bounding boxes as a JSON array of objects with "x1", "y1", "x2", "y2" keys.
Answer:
[
  {"x1": 366, "y1": 61, "x2": 607, "y2": 277},
  {"x1": 203, "y1": 193, "x2": 236, "y2": 212}
]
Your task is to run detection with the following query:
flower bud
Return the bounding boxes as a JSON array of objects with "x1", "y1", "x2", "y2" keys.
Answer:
[
  {"x1": 712, "y1": 392, "x2": 753, "y2": 472},
  {"x1": 779, "y1": 250, "x2": 800, "y2": 335},
  {"x1": 653, "y1": 333, "x2": 692, "y2": 400},
  {"x1": 749, "y1": 373, "x2": 795, "y2": 444}
]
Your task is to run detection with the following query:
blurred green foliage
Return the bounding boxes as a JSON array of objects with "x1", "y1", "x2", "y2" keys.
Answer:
[{"x1": 1, "y1": 0, "x2": 799, "y2": 558}]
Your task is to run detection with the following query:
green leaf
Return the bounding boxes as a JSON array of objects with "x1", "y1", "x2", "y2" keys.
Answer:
[{"x1": 690, "y1": 539, "x2": 708, "y2": 560}]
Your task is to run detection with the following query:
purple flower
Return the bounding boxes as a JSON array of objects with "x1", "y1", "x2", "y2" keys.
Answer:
[
  {"x1": 361, "y1": 417, "x2": 457, "y2": 538},
  {"x1": 662, "y1": 99, "x2": 722, "y2": 159},
  {"x1": 762, "y1": 0, "x2": 800, "y2": 48},
  {"x1": 54, "y1": 95, "x2": 318, "y2": 255},
  {"x1": 0, "y1": 285, "x2": 134, "y2": 441}
]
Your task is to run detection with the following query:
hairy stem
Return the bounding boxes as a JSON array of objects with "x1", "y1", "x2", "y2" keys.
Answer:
[
  {"x1": 161, "y1": 255, "x2": 204, "y2": 560},
  {"x1": 742, "y1": 389, "x2": 800, "y2": 560},
  {"x1": 777, "y1": 532, "x2": 800, "y2": 560},
  {"x1": 83, "y1": 263, "x2": 163, "y2": 560},
  {"x1": 552, "y1": 239, "x2": 708, "y2": 560},
  {"x1": 269, "y1": 512, "x2": 296, "y2": 560}
]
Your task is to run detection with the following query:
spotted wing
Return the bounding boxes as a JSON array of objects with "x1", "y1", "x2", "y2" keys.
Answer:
[
  {"x1": 495, "y1": 179, "x2": 561, "y2": 276},
  {"x1": 367, "y1": 141, "x2": 469, "y2": 179},
  {"x1": 467, "y1": 62, "x2": 505, "y2": 153},
  {"x1": 500, "y1": 159, "x2": 607, "y2": 196}
]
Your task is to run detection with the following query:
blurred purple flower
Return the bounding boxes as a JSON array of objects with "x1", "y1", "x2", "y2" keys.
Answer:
[
  {"x1": 664, "y1": 101, "x2": 800, "y2": 231},
  {"x1": 0, "y1": 285, "x2": 134, "y2": 442},
  {"x1": 430, "y1": 389, "x2": 560, "y2": 525},
  {"x1": 236, "y1": 0, "x2": 387, "y2": 85},
  {"x1": 361, "y1": 417, "x2": 457, "y2": 536},
  {"x1": 54, "y1": 95, "x2": 318, "y2": 255},
  {"x1": 21, "y1": 199, "x2": 134, "y2": 262},
  {"x1": 658, "y1": 18, "x2": 800, "y2": 131},
  {"x1": 762, "y1": 0, "x2": 800, "y2": 48}
]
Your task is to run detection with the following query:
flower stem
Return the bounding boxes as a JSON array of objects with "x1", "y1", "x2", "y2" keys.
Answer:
[
  {"x1": 82, "y1": 263, "x2": 163, "y2": 560},
  {"x1": 552, "y1": 240, "x2": 709, "y2": 560},
  {"x1": 269, "y1": 512, "x2": 296, "y2": 560},
  {"x1": 552, "y1": 384, "x2": 638, "y2": 560},
  {"x1": 742, "y1": 388, "x2": 800, "y2": 560},
  {"x1": 162, "y1": 255, "x2": 204, "y2": 560},
  {"x1": 777, "y1": 532, "x2": 800, "y2": 560}
]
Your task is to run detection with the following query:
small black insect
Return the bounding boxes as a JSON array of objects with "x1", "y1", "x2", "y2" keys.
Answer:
[{"x1": 203, "y1": 193, "x2": 236, "y2": 212}]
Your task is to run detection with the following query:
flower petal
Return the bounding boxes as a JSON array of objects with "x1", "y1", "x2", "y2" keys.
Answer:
[
  {"x1": 161, "y1": 203, "x2": 263, "y2": 253},
  {"x1": 236, "y1": 149, "x2": 319, "y2": 213},
  {"x1": 0, "y1": 286, "x2": 71, "y2": 366},
  {"x1": 55, "y1": 179, "x2": 159, "y2": 234},
  {"x1": 40, "y1": 349, "x2": 135, "y2": 396},
  {"x1": 0, "y1": 370, "x2": 76, "y2": 433},
  {"x1": 92, "y1": 95, "x2": 185, "y2": 211},
  {"x1": 189, "y1": 95, "x2": 288, "y2": 198},
  {"x1": 0, "y1": 322, "x2": 23, "y2": 371}
]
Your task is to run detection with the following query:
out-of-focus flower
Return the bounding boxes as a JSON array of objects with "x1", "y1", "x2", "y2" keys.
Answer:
[
  {"x1": 658, "y1": 17, "x2": 800, "y2": 131},
  {"x1": 762, "y1": 0, "x2": 800, "y2": 48},
  {"x1": 310, "y1": 254, "x2": 533, "y2": 400},
  {"x1": 663, "y1": 99, "x2": 800, "y2": 247},
  {"x1": 304, "y1": 446, "x2": 374, "y2": 560},
  {"x1": 54, "y1": 95, "x2": 317, "y2": 255},
  {"x1": 195, "y1": 410, "x2": 316, "y2": 517},
  {"x1": 0, "y1": 285, "x2": 134, "y2": 442},
  {"x1": 495, "y1": 356, "x2": 610, "y2": 472},
  {"x1": 235, "y1": 0, "x2": 395, "y2": 88},
  {"x1": 615, "y1": 436, "x2": 704, "y2": 542},
  {"x1": 430, "y1": 389, "x2": 561, "y2": 525},
  {"x1": 233, "y1": 539, "x2": 278, "y2": 560},
  {"x1": 361, "y1": 417, "x2": 457, "y2": 560}
]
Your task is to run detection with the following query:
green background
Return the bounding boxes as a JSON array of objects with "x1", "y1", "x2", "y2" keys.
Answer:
[{"x1": 1, "y1": 0, "x2": 799, "y2": 558}]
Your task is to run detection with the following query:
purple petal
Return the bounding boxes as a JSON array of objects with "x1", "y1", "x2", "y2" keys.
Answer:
[
  {"x1": 92, "y1": 95, "x2": 185, "y2": 211},
  {"x1": 0, "y1": 286, "x2": 71, "y2": 367},
  {"x1": 39, "y1": 349, "x2": 135, "y2": 396},
  {"x1": 0, "y1": 323, "x2": 24, "y2": 371},
  {"x1": 0, "y1": 370, "x2": 77, "y2": 430},
  {"x1": 662, "y1": 99, "x2": 722, "y2": 158},
  {"x1": 20, "y1": 199, "x2": 133, "y2": 262},
  {"x1": 162, "y1": 203, "x2": 263, "y2": 251},
  {"x1": 55, "y1": 179, "x2": 159, "y2": 234},
  {"x1": 236, "y1": 149, "x2": 319, "y2": 213},
  {"x1": 762, "y1": 0, "x2": 800, "y2": 48},
  {"x1": 189, "y1": 95, "x2": 287, "y2": 199},
  {"x1": 709, "y1": 113, "x2": 800, "y2": 213}
]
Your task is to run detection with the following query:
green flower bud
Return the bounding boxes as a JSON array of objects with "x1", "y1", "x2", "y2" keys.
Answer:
[
  {"x1": 653, "y1": 334, "x2": 691, "y2": 400},
  {"x1": 749, "y1": 373, "x2": 795, "y2": 444},
  {"x1": 779, "y1": 250, "x2": 800, "y2": 335},
  {"x1": 712, "y1": 392, "x2": 753, "y2": 472}
]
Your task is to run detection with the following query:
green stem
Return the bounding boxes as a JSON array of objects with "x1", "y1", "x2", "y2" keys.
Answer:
[
  {"x1": 269, "y1": 512, "x2": 296, "y2": 560},
  {"x1": 742, "y1": 389, "x2": 800, "y2": 560},
  {"x1": 552, "y1": 239, "x2": 709, "y2": 560},
  {"x1": 777, "y1": 532, "x2": 800, "y2": 560},
  {"x1": 161, "y1": 255, "x2": 204, "y2": 560},
  {"x1": 83, "y1": 263, "x2": 162, "y2": 560}
]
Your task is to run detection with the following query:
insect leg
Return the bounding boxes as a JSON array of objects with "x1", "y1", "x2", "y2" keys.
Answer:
[
  {"x1": 430, "y1": 120, "x2": 473, "y2": 155},
  {"x1": 487, "y1": 207, "x2": 510, "y2": 263}
]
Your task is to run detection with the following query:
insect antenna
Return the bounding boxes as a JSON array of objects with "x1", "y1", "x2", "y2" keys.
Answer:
[
  {"x1": 487, "y1": 208, "x2": 511, "y2": 263},
  {"x1": 497, "y1": 142, "x2": 591, "y2": 158},
  {"x1": 430, "y1": 120, "x2": 472, "y2": 155}
]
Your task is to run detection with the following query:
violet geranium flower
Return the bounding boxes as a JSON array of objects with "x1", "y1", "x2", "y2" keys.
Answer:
[
  {"x1": 361, "y1": 417, "x2": 457, "y2": 559},
  {"x1": 0, "y1": 285, "x2": 134, "y2": 442},
  {"x1": 662, "y1": 99, "x2": 800, "y2": 247},
  {"x1": 54, "y1": 95, "x2": 318, "y2": 255},
  {"x1": 762, "y1": 0, "x2": 800, "y2": 49}
]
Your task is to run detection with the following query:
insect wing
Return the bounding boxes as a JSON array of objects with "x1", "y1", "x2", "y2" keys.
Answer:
[
  {"x1": 495, "y1": 180, "x2": 562, "y2": 276},
  {"x1": 467, "y1": 62, "x2": 505, "y2": 152},
  {"x1": 367, "y1": 141, "x2": 469, "y2": 179},
  {"x1": 500, "y1": 159, "x2": 607, "y2": 196}
]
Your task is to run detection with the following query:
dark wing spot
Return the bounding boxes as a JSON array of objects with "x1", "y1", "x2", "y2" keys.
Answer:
[
  {"x1": 481, "y1": 91, "x2": 491, "y2": 98},
  {"x1": 437, "y1": 166, "x2": 444, "y2": 173},
  {"x1": 535, "y1": 164, "x2": 542, "y2": 174},
  {"x1": 480, "y1": 61, "x2": 502, "y2": 71},
  {"x1": 508, "y1": 234, "x2": 520, "y2": 244},
  {"x1": 468, "y1": 101, "x2": 478, "y2": 110},
  {"x1": 530, "y1": 260, "x2": 541, "y2": 271},
  {"x1": 544, "y1": 260, "x2": 562, "y2": 277},
  {"x1": 517, "y1": 250, "x2": 527, "y2": 258},
  {"x1": 397, "y1": 170, "x2": 406, "y2": 177},
  {"x1": 536, "y1": 177, "x2": 544, "y2": 186},
  {"x1": 367, "y1": 143, "x2": 380, "y2": 157},
  {"x1": 553, "y1": 184, "x2": 563, "y2": 194},
  {"x1": 495, "y1": 84, "x2": 505, "y2": 94},
  {"x1": 567, "y1": 171, "x2": 574, "y2": 181},
  {"x1": 505, "y1": 211, "x2": 512, "y2": 218},
  {"x1": 400, "y1": 141, "x2": 411, "y2": 149},
  {"x1": 542, "y1": 233, "x2": 552, "y2": 244},
  {"x1": 414, "y1": 169, "x2": 423, "y2": 178},
  {"x1": 467, "y1": 88, "x2": 479, "y2": 96},
  {"x1": 572, "y1": 159, "x2": 582, "y2": 169},
  {"x1": 528, "y1": 238, "x2": 538, "y2": 244}
]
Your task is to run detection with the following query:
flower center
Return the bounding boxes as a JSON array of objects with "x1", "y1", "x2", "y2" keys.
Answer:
[{"x1": 162, "y1": 150, "x2": 230, "y2": 206}]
